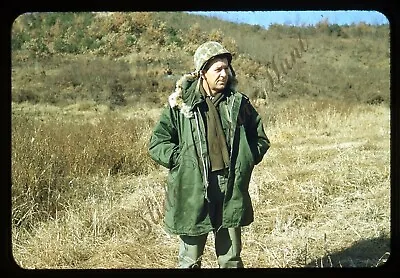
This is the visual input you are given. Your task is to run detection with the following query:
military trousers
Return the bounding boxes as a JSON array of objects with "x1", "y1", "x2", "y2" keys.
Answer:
[{"x1": 177, "y1": 170, "x2": 244, "y2": 268}]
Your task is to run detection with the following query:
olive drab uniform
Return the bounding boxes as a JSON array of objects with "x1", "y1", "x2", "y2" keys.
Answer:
[{"x1": 148, "y1": 41, "x2": 270, "y2": 268}]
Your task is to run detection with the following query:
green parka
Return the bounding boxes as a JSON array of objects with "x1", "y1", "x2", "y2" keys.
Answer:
[{"x1": 148, "y1": 74, "x2": 270, "y2": 236}]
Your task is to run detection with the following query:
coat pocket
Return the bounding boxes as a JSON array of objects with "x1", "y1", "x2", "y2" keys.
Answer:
[{"x1": 236, "y1": 126, "x2": 255, "y2": 175}]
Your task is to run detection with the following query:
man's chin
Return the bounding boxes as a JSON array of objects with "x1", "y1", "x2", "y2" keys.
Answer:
[{"x1": 216, "y1": 84, "x2": 227, "y2": 90}]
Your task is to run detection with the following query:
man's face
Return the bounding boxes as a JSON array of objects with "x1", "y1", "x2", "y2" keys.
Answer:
[{"x1": 202, "y1": 56, "x2": 230, "y2": 96}]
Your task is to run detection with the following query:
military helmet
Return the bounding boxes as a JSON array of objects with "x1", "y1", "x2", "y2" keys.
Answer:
[{"x1": 194, "y1": 41, "x2": 232, "y2": 72}]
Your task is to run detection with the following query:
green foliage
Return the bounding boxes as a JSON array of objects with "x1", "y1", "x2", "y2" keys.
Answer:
[
  {"x1": 11, "y1": 31, "x2": 30, "y2": 51},
  {"x1": 23, "y1": 37, "x2": 50, "y2": 57},
  {"x1": 53, "y1": 39, "x2": 79, "y2": 54},
  {"x1": 327, "y1": 24, "x2": 348, "y2": 37},
  {"x1": 165, "y1": 26, "x2": 183, "y2": 46},
  {"x1": 126, "y1": 34, "x2": 138, "y2": 47},
  {"x1": 44, "y1": 12, "x2": 78, "y2": 27},
  {"x1": 11, "y1": 12, "x2": 390, "y2": 109}
]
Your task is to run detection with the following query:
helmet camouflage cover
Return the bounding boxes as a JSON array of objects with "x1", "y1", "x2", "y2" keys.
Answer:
[{"x1": 194, "y1": 41, "x2": 232, "y2": 72}]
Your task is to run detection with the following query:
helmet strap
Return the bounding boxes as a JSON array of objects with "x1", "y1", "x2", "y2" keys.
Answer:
[{"x1": 196, "y1": 71, "x2": 203, "y2": 95}]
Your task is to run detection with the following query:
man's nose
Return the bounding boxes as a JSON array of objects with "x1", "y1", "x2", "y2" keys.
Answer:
[{"x1": 220, "y1": 68, "x2": 228, "y2": 77}]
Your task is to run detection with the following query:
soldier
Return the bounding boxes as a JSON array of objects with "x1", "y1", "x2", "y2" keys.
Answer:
[{"x1": 148, "y1": 41, "x2": 270, "y2": 268}]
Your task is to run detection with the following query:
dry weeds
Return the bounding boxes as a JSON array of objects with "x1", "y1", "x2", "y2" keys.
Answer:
[{"x1": 12, "y1": 99, "x2": 390, "y2": 269}]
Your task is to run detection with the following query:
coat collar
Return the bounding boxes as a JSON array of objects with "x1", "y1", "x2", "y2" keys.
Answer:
[{"x1": 168, "y1": 72, "x2": 238, "y2": 118}]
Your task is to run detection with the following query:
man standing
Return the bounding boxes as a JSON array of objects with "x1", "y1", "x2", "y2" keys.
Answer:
[{"x1": 148, "y1": 41, "x2": 270, "y2": 268}]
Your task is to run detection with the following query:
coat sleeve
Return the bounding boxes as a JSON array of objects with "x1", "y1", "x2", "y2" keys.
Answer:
[
  {"x1": 148, "y1": 106, "x2": 180, "y2": 169},
  {"x1": 243, "y1": 99, "x2": 270, "y2": 165}
]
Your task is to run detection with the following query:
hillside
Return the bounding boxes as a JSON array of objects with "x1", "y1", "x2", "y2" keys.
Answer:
[
  {"x1": 11, "y1": 12, "x2": 390, "y2": 107},
  {"x1": 10, "y1": 12, "x2": 391, "y2": 269}
]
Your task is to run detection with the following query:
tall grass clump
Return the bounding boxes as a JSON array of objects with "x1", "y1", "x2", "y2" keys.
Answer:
[{"x1": 11, "y1": 108, "x2": 158, "y2": 230}]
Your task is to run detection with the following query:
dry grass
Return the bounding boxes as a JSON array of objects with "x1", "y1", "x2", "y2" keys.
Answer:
[
  {"x1": 11, "y1": 98, "x2": 390, "y2": 269},
  {"x1": 10, "y1": 12, "x2": 390, "y2": 269}
]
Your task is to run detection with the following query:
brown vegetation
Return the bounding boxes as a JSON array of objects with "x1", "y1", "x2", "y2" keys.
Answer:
[{"x1": 11, "y1": 12, "x2": 390, "y2": 268}]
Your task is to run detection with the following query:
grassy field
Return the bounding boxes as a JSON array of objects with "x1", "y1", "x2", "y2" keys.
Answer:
[
  {"x1": 10, "y1": 12, "x2": 391, "y2": 269},
  {"x1": 11, "y1": 98, "x2": 390, "y2": 268}
]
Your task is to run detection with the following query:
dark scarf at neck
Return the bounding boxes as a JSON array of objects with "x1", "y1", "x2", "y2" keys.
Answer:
[{"x1": 202, "y1": 87, "x2": 230, "y2": 172}]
